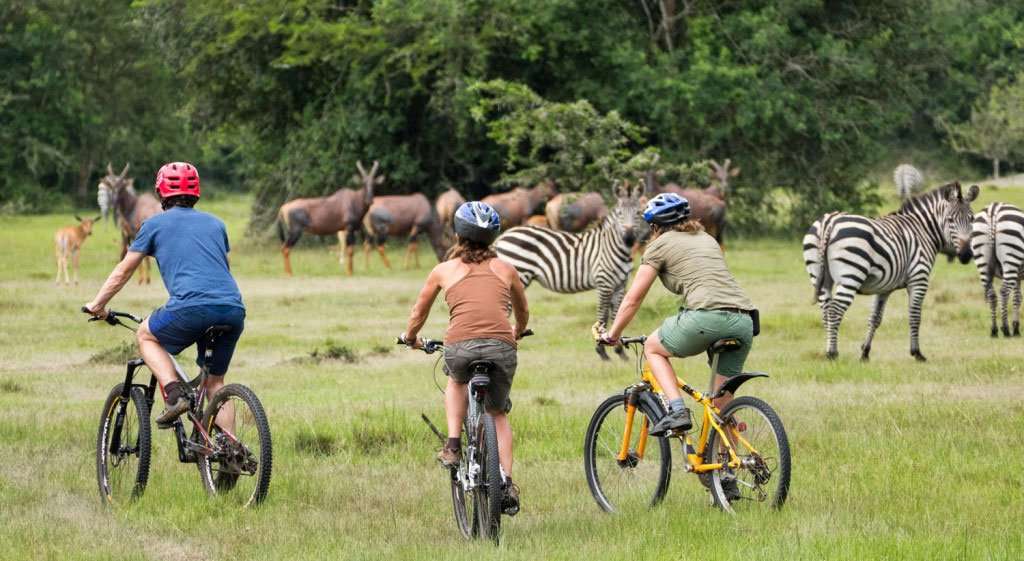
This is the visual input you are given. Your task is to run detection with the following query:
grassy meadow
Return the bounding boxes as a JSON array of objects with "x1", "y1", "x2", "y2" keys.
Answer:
[{"x1": 1, "y1": 185, "x2": 1023, "y2": 561}]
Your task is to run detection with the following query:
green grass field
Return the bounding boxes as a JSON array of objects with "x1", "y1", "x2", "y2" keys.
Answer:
[{"x1": 1, "y1": 187, "x2": 1023, "y2": 561}]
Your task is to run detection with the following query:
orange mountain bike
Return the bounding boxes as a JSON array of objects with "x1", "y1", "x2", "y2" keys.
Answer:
[{"x1": 583, "y1": 335, "x2": 790, "y2": 514}]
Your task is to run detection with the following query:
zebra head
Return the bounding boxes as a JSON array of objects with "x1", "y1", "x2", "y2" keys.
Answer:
[
  {"x1": 610, "y1": 180, "x2": 643, "y2": 247},
  {"x1": 941, "y1": 182, "x2": 980, "y2": 264}
]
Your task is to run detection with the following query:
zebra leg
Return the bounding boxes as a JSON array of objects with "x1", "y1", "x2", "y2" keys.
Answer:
[
  {"x1": 859, "y1": 293, "x2": 890, "y2": 361},
  {"x1": 984, "y1": 280, "x2": 998, "y2": 337},
  {"x1": 907, "y1": 283, "x2": 928, "y2": 362},
  {"x1": 1000, "y1": 279, "x2": 1013, "y2": 337},
  {"x1": 1013, "y1": 280, "x2": 1022, "y2": 336},
  {"x1": 595, "y1": 284, "x2": 613, "y2": 361},
  {"x1": 824, "y1": 285, "x2": 856, "y2": 360}
]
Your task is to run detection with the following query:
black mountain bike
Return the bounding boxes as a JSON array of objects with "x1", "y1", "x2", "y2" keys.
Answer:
[
  {"x1": 399, "y1": 332, "x2": 531, "y2": 544},
  {"x1": 87, "y1": 308, "x2": 273, "y2": 507}
]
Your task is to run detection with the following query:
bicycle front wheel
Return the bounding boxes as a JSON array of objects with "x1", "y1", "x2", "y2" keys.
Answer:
[
  {"x1": 96, "y1": 383, "x2": 151, "y2": 504},
  {"x1": 474, "y1": 414, "x2": 503, "y2": 543},
  {"x1": 705, "y1": 396, "x2": 790, "y2": 513},
  {"x1": 199, "y1": 383, "x2": 273, "y2": 507},
  {"x1": 583, "y1": 393, "x2": 672, "y2": 513}
]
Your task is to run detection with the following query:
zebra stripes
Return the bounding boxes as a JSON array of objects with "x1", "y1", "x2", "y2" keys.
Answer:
[
  {"x1": 494, "y1": 185, "x2": 642, "y2": 359},
  {"x1": 894, "y1": 164, "x2": 924, "y2": 201},
  {"x1": 970, "y1": 202, "x2": 1024, "y2": 337},
  {"x1": 803, "y1": 182, "x2": 979, "y2": 361}
]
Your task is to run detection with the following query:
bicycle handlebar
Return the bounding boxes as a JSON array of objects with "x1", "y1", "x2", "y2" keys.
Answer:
[
  {"x1": 619, "y1": 335, "x2": 647, "y2": 346},
  {"x1": 81, "y1": 306, "x2": 143, "y2": 326},
  {"x1": 397, "y1": 329, "x2": 534, "y2": 355}
]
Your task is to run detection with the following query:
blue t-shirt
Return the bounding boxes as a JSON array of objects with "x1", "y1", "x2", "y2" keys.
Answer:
[{"x1": 129, "y1": 207, "x2": 244, "y2": 311}]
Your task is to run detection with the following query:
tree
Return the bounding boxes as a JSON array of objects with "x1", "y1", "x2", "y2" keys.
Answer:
[{"x1": 941, "y1": 77, "x2": 1024, "y2": 178}]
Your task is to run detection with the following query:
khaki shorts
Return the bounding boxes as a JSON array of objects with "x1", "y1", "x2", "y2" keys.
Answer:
[
  {"x1": 443, "y1": 338, "x2": 517, "y2": 413},
  {"x1": 657, "y1": 309, "x2": 753, "y2": 377}
]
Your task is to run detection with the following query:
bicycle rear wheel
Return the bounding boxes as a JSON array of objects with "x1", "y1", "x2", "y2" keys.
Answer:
[
  {"x1": 96, "y1": 384, "x2": 151, "y2": 504},
  {"x1": 705, "y1": 396, "x2": 790, "y2": 513},
  {"x1": 583, "y1": 393, "x2": 672, "y2": 513},
  {"x1": 199, "y1": 383, "x2": 273, "y2": 507},
  {"x1": 475, "y1": 414, "x2": 503, "y2": 543}
]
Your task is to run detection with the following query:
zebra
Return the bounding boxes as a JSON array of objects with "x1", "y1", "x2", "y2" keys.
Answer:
[
  {"x1": 802, "y1": 182, "x2": 979, "y2": 361},
  {"x1": 894, "y1": 164, "x2": 924, "y2": 201},
  {"x1": 495, "y1": 182, "x2": 642, "y2": 360},
  {"x1": 970, "y1": 202, "x2": 1024, "y2": 337}
]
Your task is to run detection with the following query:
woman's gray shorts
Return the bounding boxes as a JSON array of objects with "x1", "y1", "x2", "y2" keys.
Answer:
[{"x1": 443, "y1": 338, "x2": 517, "y2": 414}]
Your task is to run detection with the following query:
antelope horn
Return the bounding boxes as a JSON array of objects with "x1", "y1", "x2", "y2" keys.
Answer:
[
  {"x1": 120, "y1": 163, "x2": 130, "y2": 178},
  {"x1": 724, "y1": 158, "x2": 731, "y2": 168},
  {"x1": 356, "y1": 160, "x2": 366, "y2": 177},
  {"x1": 74, "y1": 214, "x2": 83, "y2": 222},
  {"x1": 106, "y1": 162, "x2": 114, "y2": 175},
  {"x1": 370, "y1": 160, "x2": 380, "y2": 176}
]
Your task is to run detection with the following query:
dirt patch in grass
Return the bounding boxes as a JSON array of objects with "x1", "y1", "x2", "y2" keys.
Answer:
[
  {"x1": 87, "y1": 341, "x2": 137, "y2": 364},
  {"x1": 286, "y1": 339, "x2": 360, "y2": 365},
  {"x1": 0, "y1": 380, "x2": 25, "y2": 393}
]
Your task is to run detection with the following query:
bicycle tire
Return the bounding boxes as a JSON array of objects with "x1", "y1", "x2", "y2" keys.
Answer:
[
  {"x1": 477, "y1": 414, "x2": 503, "y2": 543},
  {"x1": 705, "y1": 395, "x2": 790, "y2": 513},
  {"x1": 450, "y1": 429, "x2": 473, "y2": 539},
  {"x1": 96, "y1": 383, "x2": 151, "y2": 504},
  {"x1": 583, "y1": 393, "x2": 672, "y2": 513},
  {"x1": 198, "y1": 383, "x2": 273, "y2": 507}
]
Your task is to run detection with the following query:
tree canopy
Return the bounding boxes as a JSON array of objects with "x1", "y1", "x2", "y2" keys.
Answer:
[{"x1": 3, "y1": 0, "x2": 1024, "y2": 232}]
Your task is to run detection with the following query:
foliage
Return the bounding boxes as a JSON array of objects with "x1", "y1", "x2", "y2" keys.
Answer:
[
  {"x1": 0, "y1": 0, "x2": 192, "y2": 210},
  {"x1": 940, "y1": 76, "x2": 1024, "y2": 178},
  {"x1": 469, "y1": 80, "x2": 646, "y2": 192}
]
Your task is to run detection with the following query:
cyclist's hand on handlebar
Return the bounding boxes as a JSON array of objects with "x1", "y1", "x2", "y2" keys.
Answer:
[
  {"x1": 591, "y1": 321, "x2": 618, "y2": 346},
  {"x1": 398, "y1": 332, "x2": 423, "y2": 349},
  {"x1": 516, "y1": 328, "x2": 534, "y2": 340},
  {"x1": 81, "y1": 303, "x2": 108, "y2": 320}
]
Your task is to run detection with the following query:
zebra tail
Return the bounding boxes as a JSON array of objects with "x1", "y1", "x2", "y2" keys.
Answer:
[
  {"x1": 986, "y1": 206, "x2": 998, "y2": 281},
  {"x1": 812, "y1": 226, "x2": 833, "y2": 304}
]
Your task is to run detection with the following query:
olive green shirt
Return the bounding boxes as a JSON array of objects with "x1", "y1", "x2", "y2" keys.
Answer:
[{"x1": 641, "y1": 230, "x2": 754, "y2": 311}]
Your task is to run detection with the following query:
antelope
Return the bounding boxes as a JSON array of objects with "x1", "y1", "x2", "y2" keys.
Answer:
[
  {"x1": 642, "y1": 168, "x2": 728, "y2": 247},
  {"x1": 362, "y1": 193, "x2": 448, "y2": 270},
  {"x1": 98, "y1": 163, "x2": 161, "y2": 284},
  {"x1": 482, "y1": 180, "x2": 556, "y2": 229},
  {"x1": 54, "y1": 215, "x2": 100, "y2": 286},
  {"x1": 434, "y1": 187, "x2": 466, "y2": 242},
  {"x1": 705, "y1": 158, "x2": 740, "y2": 200},
  {"x1": 277, "y1": 160, "x2": 382, "y2": 276},
  {"x1": 526, "y1": 215, "x2": 550, "y2": 228},
  {"x1": 544, "y1": 192, "x2": 608, "y2": 232}
]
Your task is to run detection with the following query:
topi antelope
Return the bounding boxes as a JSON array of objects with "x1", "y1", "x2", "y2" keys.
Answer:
[
  {"x1": 642, "y1": 167, "x2": 728, "y2": 247},
  {"x1": 544, "y1": 192, "x2": 607, "y2": 232},
  {"x1": 54, "y1": 215, "x2": 100, "y2": 286},
  {"x1": 434, "y1": 187, "x2": 466, "y2": 243},
  {"x1": 482, "y1": 180, "x2": 556, "y2": 229},
  {"x1": 277, "y1": 160, "x2": 383, "y2": 276},
  {"x1": 362, "y1": 193, "x2": 448, "y2": 270}
]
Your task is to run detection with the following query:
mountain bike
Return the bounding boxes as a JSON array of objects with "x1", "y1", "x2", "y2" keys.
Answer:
[
  {"x1": 399, "y1": 332, "x2": 531, "y2": 544},
  {"x1": 86, "y1": 308, "x2": 273, "y2": 507},
  {"x1": 583, "y1": 333, "x2": 790, "y2": 514}
]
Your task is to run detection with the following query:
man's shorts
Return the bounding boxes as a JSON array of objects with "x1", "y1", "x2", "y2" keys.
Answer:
[
  {"x1": 148, "y1": 305, "x2": 246, "y2": 376},
  {"x1": 658, "y1": 309, "x2": 753, "y2": 377},
  {"x1": 443, "y1": 338, "x2": 517, "y2": 414}
]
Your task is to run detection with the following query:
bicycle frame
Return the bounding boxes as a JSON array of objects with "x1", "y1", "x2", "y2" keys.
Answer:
[{"x1": 616, "y1": 351, "x2": 762, "y2": 475}]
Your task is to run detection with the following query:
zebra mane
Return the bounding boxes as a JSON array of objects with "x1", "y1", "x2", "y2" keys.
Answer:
[{"x1": 893, "y1": 182, "x2": 958, "y2": 215}]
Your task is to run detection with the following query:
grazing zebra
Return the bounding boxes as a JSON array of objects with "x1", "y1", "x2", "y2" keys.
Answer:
[
  {"x1": 803, "y1": 182, "x2": 979, "y2": 361},
  {"x1": 495, "y1": 183, "x2": 642, "y2": 360},
  {"x1": 970, "y1": 202, "x2": 1024, "y2": 337},
  {"x1": 894, "y1": 164, "x2": 925, "y2": 201}
]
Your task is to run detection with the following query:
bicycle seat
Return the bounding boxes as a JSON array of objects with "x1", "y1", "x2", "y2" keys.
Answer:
[
  {"x1": 468, "y1": 360, "x2": 494, "y2": 375},
  {"x1": 204, "y1": 325, "x2": 234, "y2": 342},
  {"x1": 709, "y1": 338, "x2": 743, "y2": 354}
]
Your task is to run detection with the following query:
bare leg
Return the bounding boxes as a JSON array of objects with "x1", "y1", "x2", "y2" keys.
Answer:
[
  {"x1": 203, "y1": 375, "x2": 234, "y2": 433},
  {"x1": 644, "y1": 331, "x2": 682, "y2": 402},
  {"x1": 491, "y1": 411, "x2": 513, "y2": 476},
  {"x1": 444, "y1": 378, "x2": 469, "y2": 439},
  {"x1": 136, "y1": 319, "x2": 178, "y2": 390}
]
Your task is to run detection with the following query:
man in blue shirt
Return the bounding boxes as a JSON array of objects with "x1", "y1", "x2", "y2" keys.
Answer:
[{"x1": 84, "y1": 162, "x2": 246, "y2": 427}]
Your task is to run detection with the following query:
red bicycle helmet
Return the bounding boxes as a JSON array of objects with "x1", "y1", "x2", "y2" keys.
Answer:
[{"x1": 155, "y1": 162, "x2": 201, "y2": 199}]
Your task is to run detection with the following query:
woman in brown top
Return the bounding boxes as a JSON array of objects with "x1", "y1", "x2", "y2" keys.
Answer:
[
  {"x1": 402, "y1": 201, "x2": 529, "y2": 513},
  {"x1": 599, "y1": 193, "x2": 755, "y2": 441}
]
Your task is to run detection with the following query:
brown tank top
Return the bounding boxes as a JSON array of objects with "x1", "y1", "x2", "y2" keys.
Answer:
[{"x1": 444, "y1": 260, "x2": 516, "y2": 347}]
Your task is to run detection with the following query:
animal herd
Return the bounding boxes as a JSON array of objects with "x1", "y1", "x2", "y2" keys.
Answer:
[{"x1": 52, "y1": 160, "x2": 1024, "y2": 362}]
